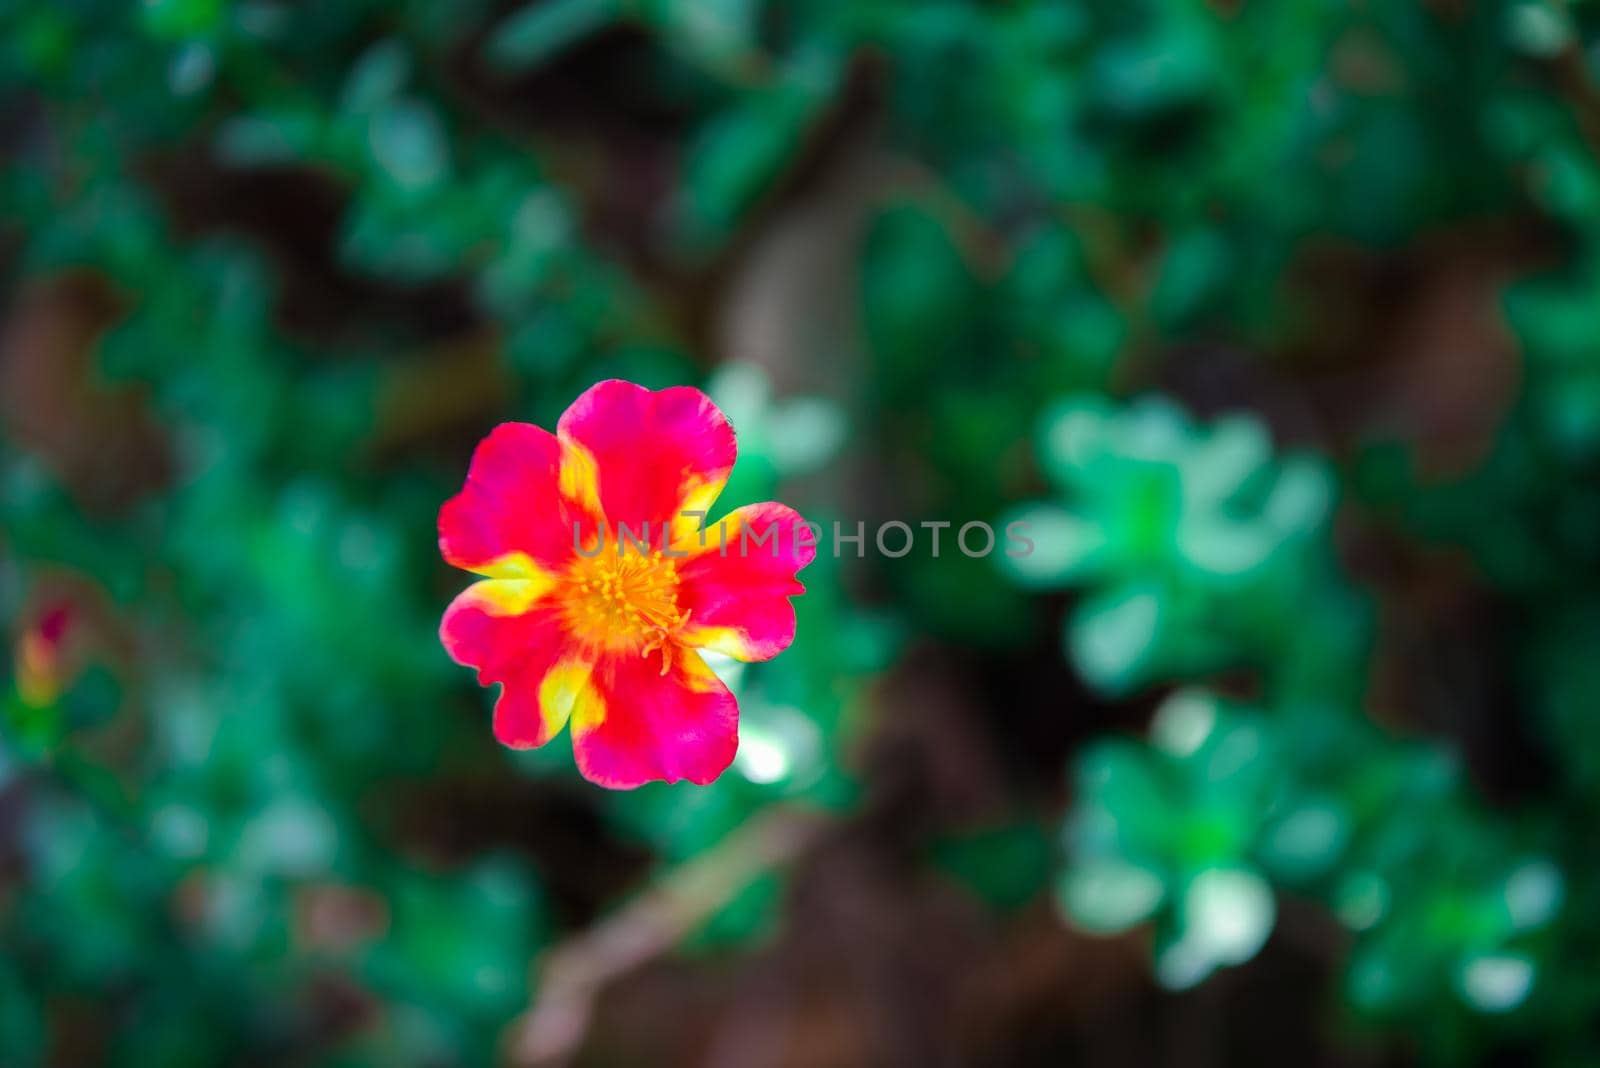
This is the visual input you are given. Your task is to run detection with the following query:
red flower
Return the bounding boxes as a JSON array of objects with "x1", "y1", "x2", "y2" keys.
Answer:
[
  {"x1": 15, "y1": 602, "x2": 78, "y2": 708},
  {"x1": 439, "y1": 380, "x2": 816, "y2": 788}
]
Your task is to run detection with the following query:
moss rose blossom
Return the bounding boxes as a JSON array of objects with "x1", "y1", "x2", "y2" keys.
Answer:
[{"x1": 438, "y1": 379, "x2": 815, "y2": 788}]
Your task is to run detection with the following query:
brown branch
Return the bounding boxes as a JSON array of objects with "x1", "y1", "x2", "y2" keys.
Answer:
[{"x1": 502, "y1": 804, "x2": 829, "y2": 1068}]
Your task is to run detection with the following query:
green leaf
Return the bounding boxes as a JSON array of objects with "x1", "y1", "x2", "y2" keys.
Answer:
[
  {"x1": 485, "y1": 0, "x2": 623, "y2": 75},
  {"x1": 368, "y1": 99, "x2": 450, "y2": 190},
  {"x1": 140, "y1": 0, "x2": 224, "y2": 39},
  {"x1": 996, "y1": 502, "x2": 1105, "y2": 588},
  {"x1": 1069, "y1": 586, "x2": 1163, "y2": 695},
  {"x1": 1178, "y1": 867, "x2": 1275, "y2": 967},
  {"x1": 1058, "y1": 857, "x2": 1166, "y2": 933}
]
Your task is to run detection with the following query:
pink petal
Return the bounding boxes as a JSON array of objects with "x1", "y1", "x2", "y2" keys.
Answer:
[
  {"x1": 439, "y1": 422, "x2": 585, "y2": 577},
  {"x1": 569, "y1": 647, "x2": 739, "y2": 788},
  {"x1": 557, "y1": 380, "x2": 735, "y2": 538},
  {"x1": 440, "y1": 582, "x2": 589, "y2": 749},
  {"x1": 676, "y1": 503, "x2": 816, "y2": 662}
]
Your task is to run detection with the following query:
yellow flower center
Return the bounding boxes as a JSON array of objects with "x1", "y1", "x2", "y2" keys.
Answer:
[{"x1": 560, "y1": 547, "x2": 692, "y2": 670}]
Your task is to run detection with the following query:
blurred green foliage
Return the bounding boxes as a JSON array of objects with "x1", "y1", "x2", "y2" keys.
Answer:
[
  {"x1": 1001, "y1": 397, "x2": 1337, "y2": 694},
  {"x1": 7, "y1": 0, "x2": 1600, "y2": 1064}
]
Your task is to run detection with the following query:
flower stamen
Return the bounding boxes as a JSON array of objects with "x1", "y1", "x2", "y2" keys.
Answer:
[{"x1": 560, "y1": 547, "x2": 691, "y2": 666}]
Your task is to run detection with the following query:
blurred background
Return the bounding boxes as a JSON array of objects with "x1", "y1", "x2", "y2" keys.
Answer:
[{"x1": 5, "y1": 0, "x2": 1600, "y2": 1065}]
